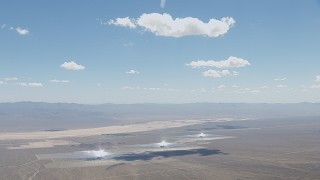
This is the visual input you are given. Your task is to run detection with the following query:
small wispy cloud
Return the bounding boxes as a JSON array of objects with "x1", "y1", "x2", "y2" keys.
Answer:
[
  {"x1": 316, "y1": 75, "x2": 320, "y2": 82},
  {"x1": 277, "y1": 84, "x2": 287, "y2": 88},
  {"x1": 16, "y1": 82, "x2": 43, "y2": 87},
  {"x1": 0, "y1": 81, "x2": 4, "y2": 85},
  {"x1": 274, "y1": 77, "x2": 287, "y2": 81},
  {"x1": 49, "y1": 79, "x2": 70, "y2": 83},
  {"x1": 160, "y1": 0, "x2": 166, "y2": 8},
  {"x1": 126, "y1": 70, "x2": 140, "y2": 74},
  {"x1": 202, "y1": 69, "x2": 238, "y2": 78},
  {"x1": 2, "y1": 25, "x2": 29, "y2": 35},
  {"x1": 217, "y1": 85, "x2": 226, "y2": 89},
  {"x1": 108, "y1": 17, "x2": 136, "y2": 29},
  {"x1": 234, "y1": 88, "x2": 260, "y2": 94},
  {"x1": 15, "y1": 27, "x2": 29, "y2": 35},
  {"x1": 4, "y1": 77, "x2": 18, "y2": 81},
  {"x1": 60, "y1": 61, "x2": 85, "y2": 71},
  {"x1": 122, "y1": 86, "x2": 140, "y2": 90},
  {"x1": 144, "y1": 87, "x2": 162, "y2": 91},
  {"x1": 187, "y1": 56, "x2": 250, "y2": 69},
  {"x1": 122, "y1": 86, "x2": 178, "y2": 92}
]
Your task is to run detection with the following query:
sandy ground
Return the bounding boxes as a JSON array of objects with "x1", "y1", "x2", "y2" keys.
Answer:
[
  {"x1": 0, "y1": 119, "x2": 207, "y2": 140},
  {"x1": 7, "y1": 140, "x2": 79, "y2": 149},
  {"x1": 0, "y1": 118, "x2": 252, "y2": 141}
]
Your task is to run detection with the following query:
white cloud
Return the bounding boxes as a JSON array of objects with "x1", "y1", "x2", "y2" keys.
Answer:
[
  {"x1": 49, "y1": 79, "x2": 70, "y2": 83},
  {"x1": 108, "y1": 17, "x2": 136, "y2": 29},
  {"x1": 137, "y1": 13, "x2": 235, "y2": 38},
  {"x1": 109, "y1": 13, "x2": 235, "y2": 38},
  {"x1": 122, "y1": 86, "x2": 178, "y2": 92},
  {"x1": 122, "y1": 86, "x2": 140, "y2": 90},
  {"x1": 144, "y1": 87, "x2": 162, "y2": 91},
  {"x1": 316, "y1": 75, "x2": 320, "y2": 82},
  {"x1": 144, "y1": 87, "x2": 179, "y2": 92},
  {"x1": 126, "y1": 70, "x2": 140, "y2": 74},
  {"x1": 60, "y1": 61, "x2": 85, "y2": 70},
  {"x1": 260, "y1": 86, "x2": 269, "y2": 89},
  {"x1": 202, "y1": 69, "x2": 238, "y2": 78},
  {"x1": 16, "y1": 82, "x2": 43, "y2": 87},
  {"x1": 15, "y1": 27, "x2": 29, "y2": 35},
  {"x1": 274, "y1": 77, "x2": 287, "y2": 81},
  {"x1": 0, "y1": 81, "x2": 4, "y2": 85},
  {"x1": 1, "y1": 24, "x2": 6, "y2": 29},
  {"x1": 160, "y1": 0, "x2": 166, "y2": 8},
  {"x1": 232, "y1": 85, "x2": 239, "y2": 88},
  {"x1": 277, "y1": 84, "x2": 287, "y2": 88},
  {"x1": 232, "y1": 71, "x2": 240, "y2": 76},
  {"x1": 187, "y1": 56, "x2": 250, "y2": 68},
  {"x1": 4, "y1": 77, "x2": 18, "y2": 81}
]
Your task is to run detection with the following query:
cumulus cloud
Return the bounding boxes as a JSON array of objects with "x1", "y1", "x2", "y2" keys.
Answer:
[
  {"x1": 109, "y1": 13, "x2": 235, "y2": 38},
  {"x1": 49, "y1": 79, "x2": 70, "y2": 83},
  {"x1": 16, "y1": 82, "x2": 43, "y2": 87},
  {"x1": 108, "y1": 17, "x2": 136, "y2": 29},
  {"x1": 316, "y1": 75, "x2": 320, "y2": 82},
  {"x1": 160, "y1": 0, "x2": 166, "y2": 8},
  {"x1": 126, "y1": 70, "x2": 140, "y2": 74},
  {"x1": 187, "y1": 56, "x2": 250, "y2": 68},
  {"x1": 137, "y1": 13, "x2": 235, "y2": 37},
  {"x1": 15, "y1": 27, "x2": 29, "y2": 35},
  {"x1": 202, "y1": 69, "x2": 238, "y2": 78},
  {"x1": 60, "y1": 61, "x2": 85, "y2": 70},
  {"x1": 274, "y1": 77, "x2": 287, "y2": 81},
  {"x1": 4, "y1": 77, "x2": 18, "y2": 81}
]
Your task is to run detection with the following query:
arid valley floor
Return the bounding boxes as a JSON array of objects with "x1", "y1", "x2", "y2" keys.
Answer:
[{"x1": 1, "y1": 115, "x2": 320, "y2": 180}]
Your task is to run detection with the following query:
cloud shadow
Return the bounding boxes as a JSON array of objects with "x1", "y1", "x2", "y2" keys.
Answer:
[{"x1": 113, "y1": 148, "x2": 227, "y2": 161}]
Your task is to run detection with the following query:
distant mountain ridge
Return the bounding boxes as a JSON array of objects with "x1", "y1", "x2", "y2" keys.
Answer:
[{"x1": 0, "y1": 102, "x2": 319, "y2": 132}]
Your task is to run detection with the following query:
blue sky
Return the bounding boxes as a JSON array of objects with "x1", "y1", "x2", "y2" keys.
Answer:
[{"x1": 1, "y1": 0, "x2": 320, "y2": 104}]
